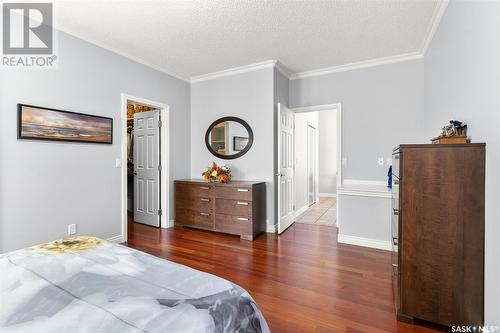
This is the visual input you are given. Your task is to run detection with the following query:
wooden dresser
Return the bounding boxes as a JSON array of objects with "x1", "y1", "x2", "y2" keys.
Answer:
[
  {"x1": 392, "y1": 144, "x2": 485, "y2": 326},
  {"x1": 174, "y1": 180, "x2": 266, "y2": 240}
]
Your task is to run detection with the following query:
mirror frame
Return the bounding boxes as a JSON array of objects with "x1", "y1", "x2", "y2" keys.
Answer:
[{"x1": 205, "y1": 116, "x2": 254, "y2": 160}]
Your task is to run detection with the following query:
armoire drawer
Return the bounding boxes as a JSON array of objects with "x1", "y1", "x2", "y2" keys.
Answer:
[{"x1": 215, "y1": 199, "x2": 252, "y2": 217}]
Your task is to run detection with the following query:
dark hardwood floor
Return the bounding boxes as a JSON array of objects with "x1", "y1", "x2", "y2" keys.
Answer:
[{"x1": 127, "y1": 221, "x2": 444, "y2": 333}]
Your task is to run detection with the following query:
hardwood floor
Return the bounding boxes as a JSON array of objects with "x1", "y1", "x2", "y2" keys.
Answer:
[{"x1": 127, "y1": 221, "x2": 445, "y2": 333}]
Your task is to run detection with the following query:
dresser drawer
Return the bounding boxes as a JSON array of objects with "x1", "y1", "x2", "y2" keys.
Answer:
[
  {"x1": 215, "y1": 214, "x2": 252, "y2": 236},
  {"x1": 175, "y1": 209, "x2": 213, "y2": 230},
  {"x1": 176, "y1": 196, "x2": 213, "y2": 213},
  {"x1": 215, "y1": 199, "x2": 252, "y2": 217},
  {"x1": 175, "y1": 183, "x2": 214, "y2": 198},
  {"x1": 216, "y1": 186, "x2": 252, "y2": 201}
]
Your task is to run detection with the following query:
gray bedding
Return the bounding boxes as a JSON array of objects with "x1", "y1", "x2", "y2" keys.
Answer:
[{"x1": 0, "y1": 236, "x2": 270, "y2": 332}]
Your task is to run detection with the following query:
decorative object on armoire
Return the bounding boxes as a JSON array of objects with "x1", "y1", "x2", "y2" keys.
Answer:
[
  {"x1": 431, "y1": 120, "x2": 468, "y2": 144},
  {"x1": 387, "y1": 165, "x2": 392, "y2": 189},
  {"x1": 205, "y1": 117, "x2": 253, "y2": 159},
  {"x1": 202, "y1": 162, "x2": 232, "y2": 183},
  {"x1": 174, "y1": 179, "x2": 266, "y2": 240},
  {"x1": 391, "y1": 144, "x2": 485, "y2": 327},
  {"x1": 18, "y1": 104, "x2": 113, "y2": 144}
]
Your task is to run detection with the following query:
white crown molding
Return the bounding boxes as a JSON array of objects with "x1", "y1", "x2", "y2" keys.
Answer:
[
  {"x1": 190, "y1": 60, "x2": 278, "y2": 83},
  {"x1": 338, "y1": 180, "x2": 391, "y2": 199},
  {"x1": 337, "y1": 234, "x2": 391, "y2": 251},
  {"x1": 274, "y1": 61, "x2": 292, "y2": 79},
  {"x1": 343, "y1": 179, "x2": 387, "y2": 187},
  {"x1": 289, "y1": 52, "x2": 423, "y2": 80},
  {"x1": 54, "y1": 26, "x2": 190, "y2": 83},
  {"x1": 421, "y1": 0, "x2": 449, "y2": 55}
]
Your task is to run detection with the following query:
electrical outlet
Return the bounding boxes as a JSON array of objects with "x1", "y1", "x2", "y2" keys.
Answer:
[
  {"x1": 386, "y1": 158, "x2": 393, "y2": 166},
  {"x1": 378, "y1": 157, "x2": 384, "y2": 166},
  {"x1": 68, "y1": 224, "x2": 77, "y2": 235}
]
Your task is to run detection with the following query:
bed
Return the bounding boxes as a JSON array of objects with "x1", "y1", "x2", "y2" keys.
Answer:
[{"x1": 0, "y1": 236, "x2": 270, "y2": 333}]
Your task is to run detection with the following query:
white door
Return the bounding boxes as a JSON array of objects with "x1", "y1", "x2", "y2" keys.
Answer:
[
  {"x1": 277, "y1": 103, "x2": 295, "y2": 234},
  {"x1": 307, "y1": 125, "x2": 317, "y2": 206},
  {"x1": 134, "y1": 110, "x2": 161, "y2": 227}
]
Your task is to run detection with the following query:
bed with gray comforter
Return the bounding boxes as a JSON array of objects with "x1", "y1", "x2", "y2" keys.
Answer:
[{"x1": 0, "y1": 236, "x2": 270, "y2": 333}]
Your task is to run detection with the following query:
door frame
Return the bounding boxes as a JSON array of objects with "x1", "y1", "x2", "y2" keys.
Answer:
[
  {"x1": 306, "y1": 123, "x2": 318, "y2": 206},
  {"x1": 121, "y1": 93, "x2": 170, "y2": 242},
  {"x1": 289, "y1": 103, "x2": 343, "y2": 228}
]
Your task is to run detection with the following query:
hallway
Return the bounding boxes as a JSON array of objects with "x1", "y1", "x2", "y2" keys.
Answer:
[{"x1": 295, "y1": 196, "x2": 337, "y2": 226}]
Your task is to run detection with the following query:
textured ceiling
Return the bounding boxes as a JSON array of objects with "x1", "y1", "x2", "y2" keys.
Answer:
[{"x1": 53, "y1": 0, "x2": 442, "y2": 81}]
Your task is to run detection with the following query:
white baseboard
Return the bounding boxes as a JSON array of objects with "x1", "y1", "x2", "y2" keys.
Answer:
[
  {"x1": 337, "y1": 234, "x2": 391, "y2": 251},
  {"x1": 107, "y1": 235, "x2": 124, "y2": 244},
  {"x1": 319, "y1": 192, "x2": 337, "y2": 197},
  {"x1": 266, "y1": 224, "x2": 277, "y2": 233},
  {"x1": 295, "y1": 205, "x2": 309, "y2": 217},
  {"x1": 168, "y1": 220, "x2": 175, "y2": 228}
]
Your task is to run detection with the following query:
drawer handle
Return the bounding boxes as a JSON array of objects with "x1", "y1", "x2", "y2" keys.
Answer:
[
  {"x1": 393, "y1": 208, "x2": 399, "y2": 216},
  {"x1": 237, "y1": 217, "x2": 249, "y2": 221},
  {"x1": 237, "y1": 201, "x2": 249, "y2": 206},
  {"x1": 391, "y1": 263, "x2": 398, "y2": 268},
  {"x1": 237, "y1": 188, "x2": 249, "y2": 192},
  {"x1": 200, "y1": 186, "x2": 210, "y2": 190},
  {"x1": 392, "y1": 236, "x2": 398, "y2": 246},
  {"x1": 200, "y1": 198, "x2": 210, "y2": 202},
  {"x1": 393, "y1": 179, "x2": 400, "y2": 185},
  {"x1": 199, "y1": 212, "x2": 210, "y2": 216}
]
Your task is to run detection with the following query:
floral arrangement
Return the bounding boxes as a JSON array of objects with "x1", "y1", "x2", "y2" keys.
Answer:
[{"x1": 202, "y1": 162, "x2": 232, "y2": 183}]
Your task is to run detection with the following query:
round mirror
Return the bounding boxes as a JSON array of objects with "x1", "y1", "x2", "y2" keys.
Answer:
[{"x1": 205, "y1": 117, "x2": 254, "y2": 159}]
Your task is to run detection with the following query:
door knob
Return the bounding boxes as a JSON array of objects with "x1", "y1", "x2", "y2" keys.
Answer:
[
  {"x1": 134, "y1": 171, "x2": 137, "y2": 176},
  {"x1": 275, "y1": 173, "x2": 283, "y2": 177}
]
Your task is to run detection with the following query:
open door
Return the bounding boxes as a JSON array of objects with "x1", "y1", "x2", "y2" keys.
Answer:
[
  {"x1": 134, "y1": 109, "x2": 161, "y2": 227},
  {"x1": 277, "y1": 103, "x2": 295, "y2": 234}
]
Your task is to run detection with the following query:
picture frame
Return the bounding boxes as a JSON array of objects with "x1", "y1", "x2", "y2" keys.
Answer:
[
  {"x1": 233, "y1": 136, "x2": 249, "y2": 152},
  {"x1": 18, "y1": 104, "x2": 113, "y2": 144}
]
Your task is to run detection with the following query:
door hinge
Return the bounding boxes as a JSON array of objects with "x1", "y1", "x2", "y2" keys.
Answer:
[
  {"x1": 158, "y1": 209, "x2": 162, "y2": 216},
  {"x1": 158, "y1": 120, "x2": 162, "y2": 127},
  {"x1": 158, "y1": 165, "x2": 162, "y2": 172}
]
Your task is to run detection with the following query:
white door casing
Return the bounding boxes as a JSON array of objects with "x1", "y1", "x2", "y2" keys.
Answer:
[
  {"x1": 277, "y1": 103, "x2": 295, "y2": 234},
  {"x1": 134, "y1": 109, "x2": 160, "y2": 227}
]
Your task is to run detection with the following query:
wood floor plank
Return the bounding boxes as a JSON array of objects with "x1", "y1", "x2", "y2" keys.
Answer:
[{"x1": 127, "y1": 220, "x2": 445, "y2": 333}]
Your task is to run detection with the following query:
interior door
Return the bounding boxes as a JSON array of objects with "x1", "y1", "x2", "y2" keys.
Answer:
[
  {"x1": 134, "y1": 109, "x2": 161, "y2": 227},
  {"x1": 308, "y1": 125, "x2": 317, "y2": 206},
  {"x1": 277, "y1": 103, "x2": 295, "y2": 234}
]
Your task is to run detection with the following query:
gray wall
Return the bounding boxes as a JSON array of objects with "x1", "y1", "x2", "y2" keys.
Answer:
[
  {"x1": 424, "y1": 0, "x2": 500, "y2": 324},
  {"x1": 0, "y1": 31, "x2": 191, "y2": 253},
  {"x1": 190, "y1": 68, "x2": 275, "y2": 228},
  {"x1": 318, "y1": 110, "x2": 337, "y2": 194},
  {"x1": 338, "y1": 195, "x2": 391, "y2": 243},
  {"x1": 290, "y1": 60, "x2": 425, "y2": 181}
]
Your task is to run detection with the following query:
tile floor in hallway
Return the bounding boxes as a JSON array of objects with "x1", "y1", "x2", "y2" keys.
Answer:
[{"x1": 295, "y1": 196, "x2": 337, "y2": 226}]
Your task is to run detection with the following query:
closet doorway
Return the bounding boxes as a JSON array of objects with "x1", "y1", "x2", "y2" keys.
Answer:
[{"x1": 121, "y1": 94, "x2": 169, "y2": 242}]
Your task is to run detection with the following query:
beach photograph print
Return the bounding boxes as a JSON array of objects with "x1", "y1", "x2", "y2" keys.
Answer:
[{"x1": 18, "y1": 104, "x2": 113, "y2": 144}]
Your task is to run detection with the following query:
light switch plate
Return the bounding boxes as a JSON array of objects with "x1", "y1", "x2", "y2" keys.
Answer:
[
  {"x1": 378, "y1": 157, "x2": 384, "y2": 166},
  {"x1": 68, "y1": 224, "x2": 77, "y2": 235},
  {"x1": 115, "y1": 158, "x2": 122, "y2": 168}
]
